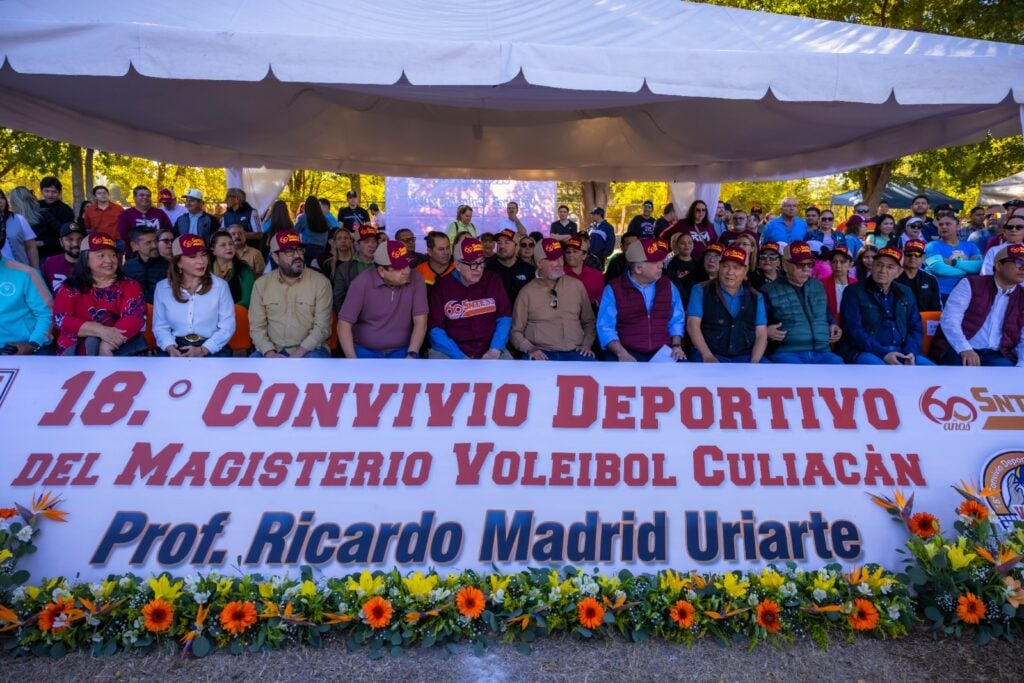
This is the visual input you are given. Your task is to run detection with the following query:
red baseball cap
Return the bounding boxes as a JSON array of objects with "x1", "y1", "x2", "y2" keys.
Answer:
[
  {"x1": 270, "y1": 230, "x2": 302, "y2": 253},
  {"x1": 82, "y1": 233, "x2": 118, "y2": 253},
  {"x1": 158, "y1": 188, "x2": 174, "y2": 201},
  {"x1": 172, "y1": 234, "x2": 206, "y2": 257},
  {"x1": 705, "y1": 242, "x2": 725, "y2": 256},
  {"x1": 720, "y1": 246, "x2": 748, "y2": 266},
  {"x1": 564, "y1": 236, "x2": 584, "y2": 251},
  {"x1": 995, "y1": 243, "x2": 1024, "y2": 262},
  {"x1": 626, "y1": 238, "x2": 670, "y2": 263},
  {"x1": 759, "y1": 242, "x2": 781, "y2": 256},
  {"x1": 903, "y1": 239, "x2": 927, "y2": 255},
  {"x1": 374, "y1": 240, "x2": 411, "y2": 269},
  {"x1": 829, "y1": 245, "x2": 853, "y2": 261},
  {"x1": 496, "y1": 229, "x2": 517, "y2": 242},
  {"x1": 876, "y1": 246, "x2": 903, "y2": 264},
  {"x1": 783, "y1": 241, "x2": 814, "y2": 263},
  {"x1": 357, "y1": 225, "x2": 378, "y2": 242},
  {"x1": 535, "y1": 238, "x2": 563, "y2": 262},
  {"x1": 458, "y1": 237, "x2": 485, "y2": 263}
]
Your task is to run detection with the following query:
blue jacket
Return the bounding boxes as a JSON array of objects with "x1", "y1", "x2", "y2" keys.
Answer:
[
  {"x1": 838, "y1": 278, "x2": 922, "y2": 362},
  {"x1": 0, "y1": 256, "x2": 52, "y2": 346}
]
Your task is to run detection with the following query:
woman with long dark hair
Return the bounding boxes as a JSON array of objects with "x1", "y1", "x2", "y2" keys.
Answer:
[
  {"x1": 153, "y1": 235, "x2": 235, "y2": 357},
  {"x1": 53, "y1": 233, "x2": 145, "y2": 355},
  {"x1": 866, "y1": 214, "x2": 897, "y2": 249},
  {"x1": 262, "y1": 200, "x2": 293, "y2": 260},
  {"x1": 659, "y1": 200, "x2": 716, "y2": 258},
  {"x1": 209, "y1": 230, "x2": 255, "y2": 308},
  {"x1": 294, "y1": 195, "x2": 330, "y2": 264},
  {"x1": 854, "y1": 244, "x2": 878, "y2": 282},
  {"x1": 0, "y1": 188, "x2": 40, "y2": 268}
]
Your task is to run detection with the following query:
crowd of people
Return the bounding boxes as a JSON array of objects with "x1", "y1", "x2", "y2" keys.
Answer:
[{"x1": 1, "y1": 175, "x2": 1022, "y2": 366}]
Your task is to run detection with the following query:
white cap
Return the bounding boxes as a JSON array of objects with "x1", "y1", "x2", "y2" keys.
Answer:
[{"x1": 184, "y1": 188, "x2": 203, "y2": 201}]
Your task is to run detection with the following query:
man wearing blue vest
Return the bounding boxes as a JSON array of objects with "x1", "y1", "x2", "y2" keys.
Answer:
[
  {"x1": 597, "y1": 238, "x2": 686, "y2": 362},
  {"x1": 687, "y1": 245, "x2": 768, "y2": 363},
  {"x1": 761, "y1": 241, "x2": 843, "y2": 364}
]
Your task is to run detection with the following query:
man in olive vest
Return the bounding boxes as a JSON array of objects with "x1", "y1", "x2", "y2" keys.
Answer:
[
  {"x1": 761, "y1": 241, "x2": 843, "y2": 364},
  {"x1": 596, "y1": 238, "x2": 686, "y2": 362},
  {"x1": 686, "y1": 246, "x2": 768, "y2": 363},
  {"x1": 930, "y1": 243, "x2": 1024, "y2": 366}
]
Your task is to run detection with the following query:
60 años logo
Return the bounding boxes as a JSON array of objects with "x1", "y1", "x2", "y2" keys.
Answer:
[{"x1": 919, "y1": 386, "x2": 977, "y2": 430}]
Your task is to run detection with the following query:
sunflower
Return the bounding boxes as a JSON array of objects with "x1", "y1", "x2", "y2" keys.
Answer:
[
  {"x1": 577, "y1": 597, "x2": 604, "y2": 630},
  {"x1": 456, "y1": 586, "x2": 485, "y2": 620},
  {"x1": 363, "y1": 596, "x2": 393, "y2": 629},
  {"x1": 219, "y1": 600, "x2": 257, "y2": 635},
  {"x1": 958, "y1": 500, "x2": 989, "y2": 522},
  {"x1": 956, "y1": 592, "x2": 985, "y2": 625},
  {"x1": 142, "y1": 598, "x2": 174, "y2": 633},
  {"x1": 849, "y1": 598, "x2": 879, "y2": 631},
  {"x1": 908, "y1": 512, "x2": 939, "y2": 539},
  {"x1": 755, "y1": 599, "x2": 782, "y2": 633},
  {"x1": 669, "y1": 600, "x2": 695, "y2": 629}
]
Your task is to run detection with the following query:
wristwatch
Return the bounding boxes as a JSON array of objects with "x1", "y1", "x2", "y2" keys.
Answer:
[
  {"x1": 29, "y1": 342, "x2": 41, "y2": 354},
  {"x1": 405, "y1": 350, "x2": 420, "y2": 359}
]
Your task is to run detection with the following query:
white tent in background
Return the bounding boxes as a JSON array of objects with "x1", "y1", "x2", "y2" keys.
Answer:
[
  {"x1": 0, "y1": 0, "x2": 1022, "y2": 182},
  {"x1": 979, "y1": 171, "x2": 1024, "y2": 207}
]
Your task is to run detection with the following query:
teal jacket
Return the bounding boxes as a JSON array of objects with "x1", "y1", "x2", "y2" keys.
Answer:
[
  {"x1": 761, "y1": 277, "x2": 831, "y2": 353},
  {"x1": 0, "y1": 256, "x2": 53, "y2": 346}
]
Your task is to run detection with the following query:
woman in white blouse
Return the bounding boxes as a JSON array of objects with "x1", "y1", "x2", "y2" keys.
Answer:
[{"x1": 153, "y1": 235, "x2": 235, "y2": 357}]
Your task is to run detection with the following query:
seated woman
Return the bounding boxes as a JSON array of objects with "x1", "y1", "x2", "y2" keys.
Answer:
[
  {"x1": 316, "y1": 227, "x2": 354, "y2": 280},
  {"x1": 819, "y1": 245, "x2": 856, "y2": 320},
  {"x1": 153, "y1": 235, "x2": 235, "y2": 357},
  {"x1": 677, "y1": 242, "x2": 723, "y2": 303},
  {"x1": 53, "y1": 233, "x2": 146, "y2": 356},
  {"x1": 209, "y1": 230, "x2": 255, "y2": 308},
  {"x1": 748, "y1": 242, "x2": 782, "y2": 291}
]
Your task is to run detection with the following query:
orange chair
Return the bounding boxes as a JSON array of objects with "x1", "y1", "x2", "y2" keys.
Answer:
[
  {"x1": 920, "y1": 311, "x2": 942, "y2": 356},
  {"x1": 327, "y1": 312, "x2": 339, "y2": 351},
  {"x1": 228, "y1": 305, "x2": 252, "y2": 353},
  {"x1": 142, "y1": 303, "x2": 157, "y2": 351}
]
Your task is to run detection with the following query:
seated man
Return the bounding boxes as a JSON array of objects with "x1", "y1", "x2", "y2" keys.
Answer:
[
  {"x1": 686, "y1": 246, "x2": 767, "y2": 363},
  {"x1": 41, "y1": 222, "x2": 84, "y2": 293},
  {"x1": 838, "y1": 246, "x2": 933, "y2": 365},
  {"x1": 598, "y1": 238, "x2": 685, "y2": 362},
  {"x1": 249, "y1": 230, "x2": 333, "y2": 358},
  {"x1": 895, "y1": 239, "x2": 941, "y2": 312},
  {"x1": 563, "y1": 235, "x2": 604, "y2": 308},
  {"x1": 930, "y1": 243, "x2": 1024, "y2": 367},
  {"x1": 338, "y1": 240, "x2": 428, "y2": 359},
  {"x1": 923, "y1": 213, "x2": 982, "y2": 302},
  {"x1": 0, "y1": 224, "x2": 52, "y2": 354},
  {"x1": 761, "y1": 241, "x2": 843, "y2": 364},
  {"x1": 122, "y1": 226, "x2": 169, "y2": 304},
  {"x1": 510, "y1": 238, "x2": 596, "y2": 361},
  {"x1": 428, "y1": 237, "x2": 512, "y2": 359},
  {"x1": 332, "y1": 224, "x2": 379, "y2": 312},
  {"x1": 228, "y1": 223, "x2": 265, "y2": 277}
]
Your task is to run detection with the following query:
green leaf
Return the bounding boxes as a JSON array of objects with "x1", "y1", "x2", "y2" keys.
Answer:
[
  {"x1": 49, "y1": 642, "x2": 67, "y2": 659},
  {"x1": 390, "y1": 631, "x2": 403, "y2": 646},
  {"x1": 390, "y1": 646, "x2": 404, "y2": 658},
  {"x1": 576, "y1": 626, "x2": 593, "y2": 638},
  {"x1": 603, "y1": 611, "x2": 616, "y2": 624},
  {"x1": 631, "y1": 629, "x2": 649, "y2": 643},
  {"x1": 975, "y1": 629, "x2": 991, "y2": 646},
  {"x1": 10, "y1": 570, "x2": 30, "y2": 585},
  {"x1": 473, "y1": 640, "x2": 486, "y2": 657},
  {"x1": 31, "y1": 643, "x2": 48, "y2": 658},
  {"x1": 1004, "y1": 603, "x2": 1017, "y2": 617},
  {"x1": 907, "y1": 567, "x2": 928, "y2": 585},
  {"x1": 516, "y1": 642, "x2": 532, "y2": 655},
  {"x1": 422, "y1": 634, "x2": 436, "y2": 649},
  {"x1": 924, "y1": 606, "x2": 943, "y2": 625},
  {"x1": 191, "y1": 635, "x2": 212, "y2": 658}
]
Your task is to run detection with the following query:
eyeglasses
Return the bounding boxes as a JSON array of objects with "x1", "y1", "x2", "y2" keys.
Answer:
[
  {"x1": 1000, "y1": 259, "x2": 1024, "y2": 267},
  {"x1": 759, "y1": 254, "x2": 780, "y2": 261},
  {"x1": 1003, "y1": 224, "x2": 1024, "y2": 231},
  {"x1": 521, "y1": 242, "x2": 535, "y2": 248},
  {"x1": 278, "y1": 247, "x2": 305, "y2": 256},
  {"x1": 904, "y1": 252, "x2": 923, "y2": 258},
  {"x1": 158, "y1": 238, "x2": 174, "y2": 244},
  {"x1": 820, "y1": 217, "x2": 834, "y2": 222},
  {"x1": 855, "y1": 209, "x2": 870, "y2": 214},
  {"x1": 549, "y1": 288, "x2": 558, "y2": 308},
  {"x1": 459, "y1": 260, "x2": 485, "y2": 270}
]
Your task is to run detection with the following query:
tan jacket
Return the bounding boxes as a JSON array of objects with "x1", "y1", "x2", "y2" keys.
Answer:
[
  {"x1": 511, "y1": 276, "x2": 595, "y2": 352},
  {"x1": 249, "y1": 268, "x2": 332, "y2": 353}
]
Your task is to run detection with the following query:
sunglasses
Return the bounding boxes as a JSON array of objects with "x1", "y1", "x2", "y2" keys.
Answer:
[
  {"x1": 549, "y1": 288, "x2": 558, "y2": 308},
  {"x1": 1000, "y1": 259, "x2": 1024, "y2": 267},
  {"x1": 459, "y1": 260, "x2": 485, "y2": 270},
  {"x1": 855, "y1": 209, "x2": 870, "y2": 214},
  {"x1": 521, "y1": 242, "x2": 535, "y2": 248},
  {"x1": 1003, "y1": 224, "x2": 1024, "y2": 231}
]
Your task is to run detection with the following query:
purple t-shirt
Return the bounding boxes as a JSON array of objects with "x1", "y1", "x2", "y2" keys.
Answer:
[
  {"x1": 428, "y1": 270, "x2": 511, "y2": 358},
  {"x1": 117, "y1": 207, "x2": 174, "y2": 244},
  {"x1": 40, "y1": 255, "x2": 76, "y2": 293},
  {"x1": 339, "y1": 268, "x2": 428, "y2": 351}
]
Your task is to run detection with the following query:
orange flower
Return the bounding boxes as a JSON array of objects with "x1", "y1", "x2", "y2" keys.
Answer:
[
  {"x1": 849, "y1": 598, "x2": 879, "y2": 631},
  {"x1": 755, "y1": 599, "x2": 782, "y2": 633},
  {"x1": 577, "y1": 597, "x2": 604, "y2": 630},
  {"x1": 363, "y1": 596, "x2": 393, "y2": 629},
  {"x1": 0, "y1": 508, "x2": 16, "y2": 519},
  {"x1": 37, "y1": 599, "x2": 80, "y2": 633},
  {"x1": 219, "y1": 601, "x2": 257, "y2": 635},
  {"x1": 908, "y1": 512, "x2": 939, "y2": 539},
  {"x1": 958, "y1": 500, "x2": 989, "y2": 522},
  {"x1": 956, "y1": 593, "x2": 985, "y2": 625},
  {"x1": 456, "y1": 586, "x2": 485, "y2": 620},
  {"x1": 143, "y1": 598, "x2": 174, "y2": 633},
  {"x1": 669, "y1": 600, "x2": 695, "y2": 629}
]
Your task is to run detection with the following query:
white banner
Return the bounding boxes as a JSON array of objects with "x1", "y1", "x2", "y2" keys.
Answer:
[{"x1": 2, "y1": 359, "x2": 1022, "y2": 580}]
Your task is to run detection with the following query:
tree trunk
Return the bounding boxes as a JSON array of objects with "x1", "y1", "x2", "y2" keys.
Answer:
[
  {"x1": 84, "y1": 148, "x2": 95, "y2": 196},
  {"x1": 580, "y1": 181, "x2": 610, "y2": 216},
  {"x1": 155, "y1": 163, "x2": 167, "y2": 191},
  {"x1": 343, "y1": 173, "x2": 361, "y2": 199},
  {"x1": 69, "y1": 145, "x2": 85, "y2": 211},
  {"x1": 857, "y1": 162, "x2": 893, "y2": 208}
]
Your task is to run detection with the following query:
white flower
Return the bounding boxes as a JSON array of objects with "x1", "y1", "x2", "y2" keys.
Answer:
[
  {"x1": 12, "y1": 587, "x2": 27, "y2": 603},
  {"x1": 492, "y1": 589, "x2": 506, "y2": 605},
  {"x1": 16, "y1": 525, "x2": 34, "y2": 542},
  {"x1": 0, "y1": 519, "x2": 10, "y2": 533},
  {"x1": 52, "y1": 587, "x2": 71, "y2": 602},
  {"x1": 548, "y1": 588, "x2": 561, "y2": 601},
  {"x1": 857, "y1": 583, "x2": 872, "y2": 596},
  {"x1": 812, "y1": 589, "x2": 827, "y2": 603},
  {"x1": 781, "y1": 583, "x2": 797, "y2": 598},
  {"x1": 118, "y1": 576, "x2": 133, "y2": 588},
  {"x1": 880, "y1": 583, "x2": 892, "y2": 595},
  {"x1": 192, "y1": 591, "x2": 210, "y2": 605},
  {"x1": 685, "y1": 589, "x2": 697, "y2": 601},
  {"x1": 887, "y1": 605, "x2": 901, "y2": 620},
  {"x1": 89, "y1": 583, "x2": 104, "y2": 599}
]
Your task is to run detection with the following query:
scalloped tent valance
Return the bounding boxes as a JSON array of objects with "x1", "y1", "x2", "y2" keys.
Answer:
[{"x1": 1, "y1": 0, "x2": 1022, "y2": 181}]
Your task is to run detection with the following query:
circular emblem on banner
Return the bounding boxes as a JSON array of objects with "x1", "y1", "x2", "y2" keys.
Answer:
[{"x1": 980, "y1": 450, "x2": 1024, "y2": 529}]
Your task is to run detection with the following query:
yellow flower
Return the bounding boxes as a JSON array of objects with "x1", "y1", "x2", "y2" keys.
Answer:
[
  {"x1": 759, "y1": 568, "x2": 785, "y2": 592},
  {"x1": 716, "y1": 573, "x2": 749, "y2": 600},
  {"x1": 300, "y1": 580, "x2": 318, "y2": 598},
  {"x1": 597, "y1": 574, "x2": 621, "y2": 592},
  {"x1": 489, "y1": 574, "x2": 511, "y2": 594},
  {"x1": 258, "y1": 582, "x2": 276, "y2": 599},
  {"x1": 99, "y1": 580, "x2": 117, "y2": 598},
  {"x1": 922, "y1": 537, "x2": 943, "y2": 560},
  {"x1": 148, "y1": 575, "x2": 184, "y2": 603},
  {"x1": 948, "y1": 543, "x2": 978, "y2": 571},
  {"x1": 346, "y1": 570, "x2": 384, "y2": 596},
  {"x1": 216, "y1": 577, "x2": 234, "y2": 596},
  {"x1": 401, "y1": 572, "x2": 438, "y2": 600},
  {"x1": 811, "y1": 574, "x2": 836, "y2": 593},
  {"x1": 659, "y1": 570, "x2": 687, "y2": 596},
  {"x1": 24, "y1": 586, "x2": 40, "y2": 601},
  {"x1": 0, "y1": 549, "x2": 11, "y2": 563},
  {"x1": 547, "y1": 570, "x2": 575, "y2": 596}
]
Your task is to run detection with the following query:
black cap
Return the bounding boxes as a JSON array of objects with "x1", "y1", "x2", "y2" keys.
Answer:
[
  {"x1": 590, "y1": 207, "x2": 605, "y2": 217},
  {"x1": 369, "y1": 202, "x2": 379, "y2": 211},
  {"x1": 723, "y1": 202, "x2": 733, "y2": 212},
  {"x1": 60, "y1": 222, "x2": 86, "y2": 237},
  {"x1": 934, "y1": 202, "x2": 956, "y2": 213}
]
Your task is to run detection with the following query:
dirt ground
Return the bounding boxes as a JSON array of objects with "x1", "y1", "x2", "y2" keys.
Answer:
[{"x1": 4, "y1": 627, "x2": 1023, "y2": 682}]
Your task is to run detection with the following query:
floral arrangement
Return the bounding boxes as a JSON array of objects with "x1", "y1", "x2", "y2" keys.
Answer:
[
  {"x1": 0, "y1": 564, "x2": 912, "y2": 659},
  {"x1": 870, "y1": 481, "x2": 1024, "y2": 644},
  {"x1": 1, "y1": 492, "x2": 67, "y2": 597}
]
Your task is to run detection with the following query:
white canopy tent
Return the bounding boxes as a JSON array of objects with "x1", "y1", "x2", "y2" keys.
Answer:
[
  {"x1": 0, "y1": 0, "x2": 1022, "y2": 183},
  {"x1": 979, "y1": 171, "x2": 1024, "y2": 207}
]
